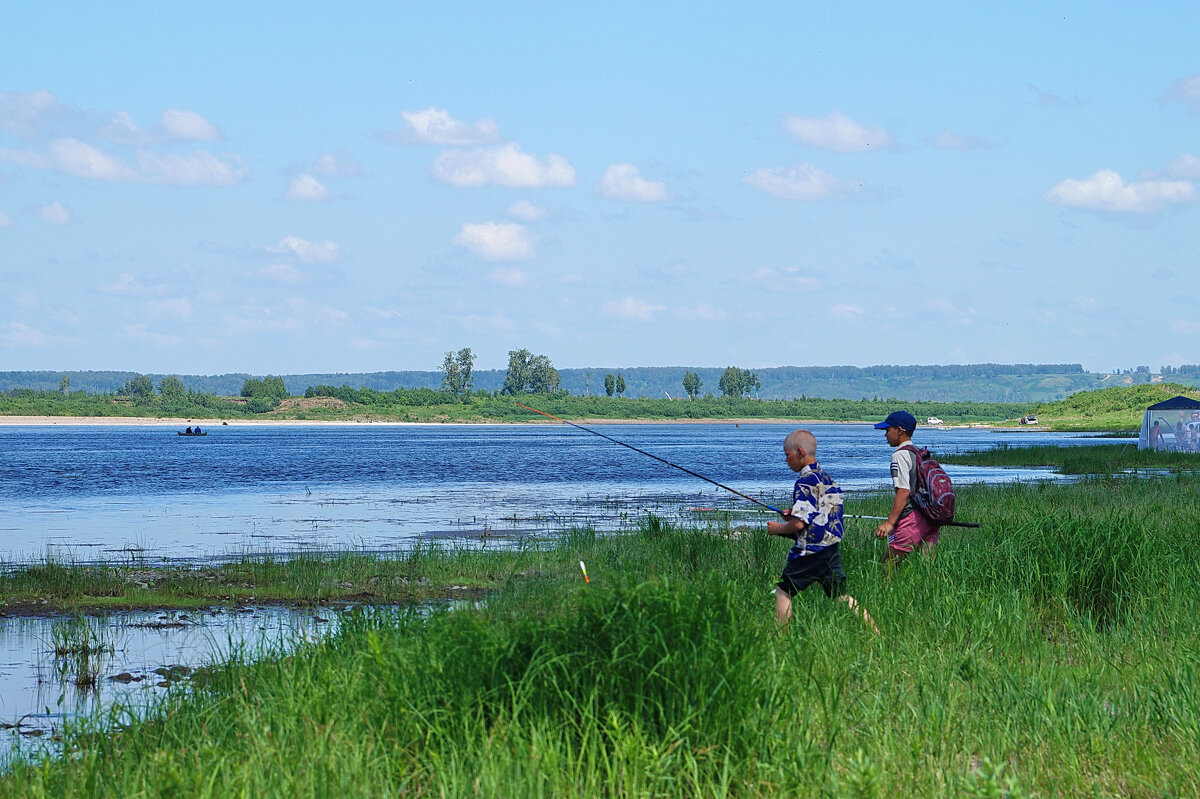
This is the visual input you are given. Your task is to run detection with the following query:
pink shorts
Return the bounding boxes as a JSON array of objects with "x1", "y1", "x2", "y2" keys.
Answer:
[{"x1": 889, "y1": 511, "x2": 939, "y2": 553}]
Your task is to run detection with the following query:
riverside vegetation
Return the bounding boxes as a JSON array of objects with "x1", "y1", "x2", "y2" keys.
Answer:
[
  {"x1": 0, "y1": 384, "x2": 1026, "y2": 425},
  {"x1": 3, "y1": 471, "x2": 1199, "y2": 796}
]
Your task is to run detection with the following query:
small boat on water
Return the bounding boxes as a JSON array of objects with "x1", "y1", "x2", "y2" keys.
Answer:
[{"x1": 178, "y1": 428, "x2": 208, "y2": 436}]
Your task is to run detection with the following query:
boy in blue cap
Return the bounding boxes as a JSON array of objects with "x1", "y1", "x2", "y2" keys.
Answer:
[{"x1": 873, "y1": 410, "x2": 938, "y2": 564}]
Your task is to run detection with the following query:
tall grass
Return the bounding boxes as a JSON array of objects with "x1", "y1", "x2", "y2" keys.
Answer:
[
  {"x1": 939, "y1": 442, "x2": 1200, "y2": 473},
  {"x1": 4, "y1": 475, "x2": 1200, "y2": 796}
]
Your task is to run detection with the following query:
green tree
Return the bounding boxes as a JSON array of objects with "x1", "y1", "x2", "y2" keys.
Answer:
[
  {"x1": 118, "y1": 374, "x2": 155, "y2": 399},
  {"x1": 159, "y1": 375, "x2": 187, "y2": 401},
  {"x1": 440, "y1": 347, "x2": 476, "y2": 399},
  {"x1": 616, "y1": 373, "x2": 626, "y2": 397},
  {"x1": 682, "y1": 370, "x2": 702, "y2": 399},
  {"x1": 529, "y1": 355, "x2": 560, "y2": 394},
  {"x1": 502, "y1": 349, "x2": 535, "y2": 394},
  {"x1": 718, "y1": 367, "x2": 742, "y2": 398},
  {"x1": 241, "y1": 376, "x2": 289, "y2": 400},
  {"x1": 59, "y1": 374, "x2": 70, "y2": 396},
  {"x1": 718, "y1": 367, "x2": 758, "y2": 398},
  {"x1": 604, "y1": 373, "x2": 616, "y2": 397}
]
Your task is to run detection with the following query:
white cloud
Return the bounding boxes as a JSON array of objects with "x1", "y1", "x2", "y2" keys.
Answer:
[
  {"x1": 312, "y1": 151, "x2": 363, "y2": 178},
  {"x1": 1026, "y1": 83, "x2": 1086, "y2": 108},
  {"x1": 488, "y1": 267, "x2": 529, "y2": 287},
  {"x1": 100, "y1": 111, "x2": 149, "y2": 145},
  {"x1": 146, "y1": 297, "x2": 194, "y2": 320},
  {"x1": 3, "y1": 322, "x2": 47, "y2": 346},
  {"x1": 673, "y1": 303, "x2": 726, "y2": 321},
  {"x1": 2, "y1": 138, "x2": 133, "y2": 180},
  {"x1": 432, "y1": 143, "x2": 576, "y2": 188},
  {"x1": 602, "y1": 297, "x2": 664, "y2": 320},
  {"x1": 461, "y1": 312, "x2": 517, "y2": 333},
  {"x1": 742, "y1": 164, "x2": 858, "y2": 201},
  {"x1": 782, "y1": 111, "x2": 891, "y2": 152},
  {"x1": 929, "y1": 130, "x2": 995, "y2": 150},
  {"x1": 37, "y1": 201, "x2": 73, "y2": 225},
  {"x1": 830, "y1": 304, "x2": 865, "y2": 321},
  {"x1": 745, "y1": 267, "x2": 823, "y2": 291},
  {"x1": 0, "y1": 138, "x2": 249, "y2": 186},
  {"x1": 259, "y1": 264, "x2": 313, "y2": 285},
  {"x1": 267, "y1": 236, "x2": 342, "y2": 263},
  {"x1": 1165, "y1": 154, "x2": 1200, "y2": 179},
  {"x1": 286, "y1": 174, "x2": 331, "y2": 202},
  {"x1": 922, "y1": 299, "x2": 975, "y2": 326},
  {"x1": 1069, "y1": 295, "x2": 1100, "y2": 313},
  {"x1": 122, "y1": 324, "x2": 182, "y2": 347},
  {"x1": 0, "y1": 89, "x2": 71, "y2": 139},
  {"x1": 161, "y1": 109, "x2": 220, "y2": 141},
  {"x1": 0, "y1": 211, "x2": 12, "y2": 228},
  {"x1": 1045, "y1": 169, "x2": 1197, "y2": 214},
  {"x1": 1165, "y1": 73, "x2": 1200, "y2": 113},
  {"x1": 384, "y1": 107, "x2": 501, "y2": 146},
  {"x1": 454, "y1": 221, "x2": 535, "y2": 261},
  {"x1": 1170, "y1": 319, "x2": 1200, "y2": 334},
  {"x1": 507, "y1": 199, "x2": 547, "y2": 221},
  {"x1": 98, "y1": 273, "x2": 172, "y2": 297},
  {"x1": 596, "y1": 163, "x2": 670, "y2": 202},
  {"x1": 102, "y1": 108, "x2": 220, "y2": 144},
  {"x1": 132, "y1": 149, "x2": 249, "y2": 186}
]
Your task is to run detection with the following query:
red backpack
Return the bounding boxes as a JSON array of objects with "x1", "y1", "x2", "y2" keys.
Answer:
[{"x1": 899, "y1": 445, "x2": 955, "y2": 524}]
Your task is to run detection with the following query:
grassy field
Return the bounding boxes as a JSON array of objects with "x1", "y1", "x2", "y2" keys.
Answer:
[{"x1": 3, "y1": 475, "x2": 1200, "y2": 796}]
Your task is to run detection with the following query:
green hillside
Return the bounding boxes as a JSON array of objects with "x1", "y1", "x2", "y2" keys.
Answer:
[{"x1": 1025, "y1": 383, "x2": 1200, "y2": 431}]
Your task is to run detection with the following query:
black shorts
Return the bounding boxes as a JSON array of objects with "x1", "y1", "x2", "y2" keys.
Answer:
[{"x1": 777, "y1": 545, "x2": 847, "y2": 599}]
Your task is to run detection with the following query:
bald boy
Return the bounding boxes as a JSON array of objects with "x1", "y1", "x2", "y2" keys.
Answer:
[{"x1": 766, "y1": 430, "x2": 876, "y2": 632}]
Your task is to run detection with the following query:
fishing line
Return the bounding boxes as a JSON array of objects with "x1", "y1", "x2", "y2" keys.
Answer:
[
  {"x1": 515, "y1": 403, "x2": 785, "y2": 515},
  {"x1": 845, "y1": 514, "x2": 980, "y2": 528}
]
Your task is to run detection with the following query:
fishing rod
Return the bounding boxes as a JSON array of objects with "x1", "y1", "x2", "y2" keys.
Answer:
[
  {"x1": 845, "y1": 514, "x2": 981, "y2": 529},
  {"x1": 688, "y1": 509, "x2": 982, "y2": 529},
  {"x1": 514, "y1": 403, "x2": 785, "y2": 516}
]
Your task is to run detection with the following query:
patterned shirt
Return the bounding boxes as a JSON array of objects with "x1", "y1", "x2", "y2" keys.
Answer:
[{"x1": 787, "y1": 463, "x2": 845, "y2": 559}]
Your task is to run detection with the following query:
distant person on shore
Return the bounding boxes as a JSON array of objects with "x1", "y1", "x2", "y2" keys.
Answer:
[
  {"x1": 873, "y1": 411, "x2": 938, "y2": 567},
  {"x1": 766, "y1": 430, "x2": 878, "y2": 633},
  {"x1": 1176, "y1": 420, "x2": 1187, "y2": 450}
]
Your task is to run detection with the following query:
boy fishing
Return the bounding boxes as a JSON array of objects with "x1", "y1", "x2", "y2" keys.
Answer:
[{"x1": 766, "y1": 430, "x2": 877, "y2": 633}]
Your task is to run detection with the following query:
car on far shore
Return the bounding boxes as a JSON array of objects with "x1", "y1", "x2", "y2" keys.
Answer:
[
  {"x1": 926, "y1": 416, "x2": 944, "y2": 425},
  {"x1": 1019, "y1": 415, "x2": 1039, "y2": 425}
]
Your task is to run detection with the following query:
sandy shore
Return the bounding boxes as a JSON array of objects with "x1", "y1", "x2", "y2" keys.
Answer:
[{"x1": 0, "y1": 415, "x2": 441, "y2": 427}]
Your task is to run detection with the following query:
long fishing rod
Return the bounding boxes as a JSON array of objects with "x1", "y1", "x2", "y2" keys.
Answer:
[
  {"x1": 515, "y1": 403, "x2": 785, "y2": 516},
  {"x1": 845, "y1": 514, "x2": 981, "y2": 529},
  {"x1": 686, "y1": 508, "x2": 982, "y2": 529}
]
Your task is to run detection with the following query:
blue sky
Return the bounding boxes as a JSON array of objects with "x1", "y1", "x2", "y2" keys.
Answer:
[{"x1": 2, "y1": 2, "x2": 1198, "y2": 376}]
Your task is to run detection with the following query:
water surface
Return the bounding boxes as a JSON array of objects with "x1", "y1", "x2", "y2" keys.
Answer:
[{"x1": 0, "y1": 423, "x2": 1121, "y2": 563}]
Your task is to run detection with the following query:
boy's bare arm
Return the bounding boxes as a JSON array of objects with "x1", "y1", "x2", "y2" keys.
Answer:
[
  {"x1": 767, "y1": 515, "x2": 808, "y2": 537},
  {"x1": 875, "y1": 488, "x2": 910, "y2": 538}
]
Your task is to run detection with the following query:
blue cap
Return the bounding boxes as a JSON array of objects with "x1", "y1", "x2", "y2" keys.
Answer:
[{"x1": 874, "y1": 410, "x2": 917, "y2": 432}]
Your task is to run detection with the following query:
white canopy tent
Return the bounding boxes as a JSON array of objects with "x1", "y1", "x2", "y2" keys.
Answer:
[{"x1": 1138, "y1": 395, "x2": 1200, "y2": 451}]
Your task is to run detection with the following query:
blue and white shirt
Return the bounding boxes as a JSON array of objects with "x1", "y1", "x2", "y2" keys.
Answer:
[{"x1": 787, "y1": 463, "x2": 845, "y2": 559}]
